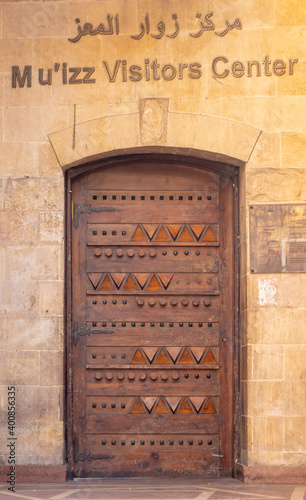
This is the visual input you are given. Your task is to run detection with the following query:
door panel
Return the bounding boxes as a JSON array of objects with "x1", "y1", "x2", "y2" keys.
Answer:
[{"x1": 71, "y1": 160, "x2": 234, "y2": 477}]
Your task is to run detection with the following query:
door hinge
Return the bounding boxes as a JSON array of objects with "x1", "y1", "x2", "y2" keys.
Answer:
[
  {"x1": 73, "y1": 321, "x2": 114, "y2": 346},
  {"x1": 73, "y1": 203, "x2": 115, "y2": 228},
  {"x1": 74, "y1": 438, "x2": 114, "y2": 462}
]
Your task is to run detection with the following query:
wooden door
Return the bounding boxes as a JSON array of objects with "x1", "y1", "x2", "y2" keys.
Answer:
[{"x1": 70, "y1": 159, "x2": 234, "y2": 477}]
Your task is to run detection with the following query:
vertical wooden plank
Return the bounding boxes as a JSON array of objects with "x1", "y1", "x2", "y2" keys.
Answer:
[{"x1": 218, "y1": 175, "x2": 235, "y2": 475}]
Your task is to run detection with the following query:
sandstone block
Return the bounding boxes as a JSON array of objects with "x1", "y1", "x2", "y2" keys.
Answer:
[
  {"x1": 0, "y1": 38, "x2": 32, "y2": 72},
  {"x1": 37, "y1": 421, "x2": 64, "y2": 465},
  {"x1": 40, "y1": 351, "x2": 63, "y2": 386},
  {"x1": 286, "y1": 382, "x2": 306, "y2": 417},
  {"x1": 0, "y1": 351, "x2": 39, "y2": 385},
  {"x1": 246, "y1": 168, "x2": 306, "y2": 203},
  {"x1": 284, "y1": 346, "x2": 306, "y2": 380},
  {"x1": 39, "y1": 281, "x2": 64, "y2": 316},
  {"x1": 285, "y1": 417, "x2": 306, "y2": 452},
  {"x1": 250, "y1": 274, "x2": 306, "y2": 309},
  {"x1": 2, "y1": 2, "x2": 69, "y2": 38},
  {"x1": 4, "y1": 106, "x2": 71, "y2": 142},
  {"x1": 247, "y1": 309, "x2": 306, "y2": 345},
  {"x1": 169, "y1": 97, "x2": 246, "y2": 123},
  {"x1": 252, "y1": 417, "x2": 284, "y2": 452},
  {"x1": 247, "y1": 381, "x2": 288, "y2": 417},
  {"x1": 107, "y1": 113, "x2": 140, "y2": 151},
  {"x1": 140, "y1": 98, "x2": 168, "y2": 146},
  {"x1": 77, "y1": 117, "x2": 112, "y2": 158},
  {"x1": 242, "y1": 0, "x2": 275, "y2": 28},
  {"x1": 5, "y1": 246, "x2": 60, "y2": 281},
  {"x1": 0, "y1": 211, "x2": 39, "y2": 246},
  {"x1": 0, "y1": 281, "x2": 39, "y2": 315},
  {"x1": 48, "y1": 125, "x2": 85, "y2": 167},
  {"x1": 75, "y1": 101, "x2": 139, "y2": 123},
  {"x1": 247, "y1": 132, "x2": 281, "y2": 168},
  {"x1": 245, "y1": 97, "x2": 306, "y2": 132},
  {"x1": 38, "y1": 143, "x2": 62, "y2": 177},
  {"x1": 252, "y1": 345, "x2": 284, "y2": 381},
  {"x1": 16, "y1": 386, "x2": 62, "y2": 421},
  {"x1": 15, "y1": 421, "x2": 39, "y2": 460},
  {"x1": 39, "y1": 211, "x2": 64, "y2": 245},
  {"x1": 276, "y1": 0, "x2": 306, "y2": 25},
  {"x1": 4, "y1": 178, "x2": 63, "y2": 211},
  {"x1": 0, "y1": 143, "x2": 37, "y2": 177},
  {"x1": 3, "y1": 316, "x2": 60, "y2": 351},
  {"x1": 281, "y1": 133, "x2": 306, "y2": 167}
]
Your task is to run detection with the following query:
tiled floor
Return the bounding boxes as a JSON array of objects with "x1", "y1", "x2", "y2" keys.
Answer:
[{"x1": 0, "y1": 479, "x2": 305, "y2": 500}]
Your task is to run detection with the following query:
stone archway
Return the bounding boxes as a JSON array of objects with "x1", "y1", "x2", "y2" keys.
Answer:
[{"x1": 48, "y1": 98, "x2": 261, "y2": 171}]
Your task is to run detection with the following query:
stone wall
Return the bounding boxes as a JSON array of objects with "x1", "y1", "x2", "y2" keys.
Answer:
[{"x1": 0, "y1": 0, "x2": 305, "y2": 475}]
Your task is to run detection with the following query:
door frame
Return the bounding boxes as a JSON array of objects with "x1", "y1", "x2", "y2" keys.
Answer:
[{"x1": 64, "y1": 153, "x2": 240, "y2": 478}]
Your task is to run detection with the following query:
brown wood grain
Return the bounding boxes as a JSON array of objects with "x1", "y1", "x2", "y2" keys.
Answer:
[{"x1": 70, "y1": 159, "x2": 234, "y2": 478}]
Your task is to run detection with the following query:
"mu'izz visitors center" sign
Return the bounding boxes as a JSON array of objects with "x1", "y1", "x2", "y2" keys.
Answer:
[{"x1": 11, "y1": 10, "x2": 299, "y2": 88}]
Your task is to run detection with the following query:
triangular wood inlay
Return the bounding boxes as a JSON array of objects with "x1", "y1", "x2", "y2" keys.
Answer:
[
  {"x1": 130, "y1": 348, "x2": 149, "y2": 365},
  {"x1": 190, "y1": 224, "x2": 205, "y2": 240},
  {"x1": 154, "y1": 226, "x2": 172, "y2": 242},
  {"x1": 131, "y1": 225, "x2": 148, "y2": 242},
  {"x1": 201, "y1": 349, "x2": 218, "y2": 365},
  {"x1": 122, "y1": 275, "x2": 139, "y2": 291},
  {"x1": 166, "y1": 224, "x2": 182, "y2": 240},
  {"x1": 141, "y1": 397, "x2": 156, "y2": 413},
  {"x1": 99, "y1": 275, "x2": 115, "y2": 291},
  {"x1": 130, "y1": 398, "x2": 148, "y2": 414},
  {"x1": 190, "y1": 347, "x2": 206, "y2": 363},
  {"x1": 158, "y1": 273, "x2": 173, "y2": 289},
  {"x1": 202, "y1": 226, "x2": 217, "y2": 242},
  {"x1": 134, "y1": 273, "x2": 151, "y2": 289},
  {"x1": 177, "y1": 347, "x2": 196, "y2": 365},
  {"x1": 200, "y1": 398, "x2": 217, "y2": 414},
  {"x1": 111, "y1": 273, "x2": 126, "y2": 289},
  {"x1": 146, "y1": 275, "x2": 162, "y2": 291},
  {"x1": 166, "y1": 396, "x2": 181, "y2": 413},
  {"x1": 153, "y1": 348, "x2": 172, "y2": 364},
  {"x1": 167, "y1": 347, "x2": 182, "y2": 363},
  {"x1": 88, "y1": 273, "x2": 102, "y2": 289},
  {"x1": 152, "y1": 397, "x2": 171, "y2": 414},
  {"x1": 177, "y1": 225, "x2": 195, "y2": 242},
  {"x1": 177, "y1": 397, "x2": 195, "y2": 414},
  {"x1": 190, "y1": 397, "x2": 206, "y2": 413},
  {"x1": 142, "y1": 224, "x2": 159, "y2": 240},
  {"x1": 142, "y1": 347, "x2": 158, "y2": 362}
]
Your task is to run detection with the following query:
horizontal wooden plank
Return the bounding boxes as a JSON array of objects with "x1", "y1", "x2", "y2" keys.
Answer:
[
  {"x1": 85, "y1": 162, "x2": 220, "y2": 191},
  {"x1": 86, "y1": 433, "x2": 219, "y2": 452},
  {"x1": 73, "y1": 450, "x2": 221, "y2": 477},
  {"x1": 86, "y1": 205, "x2": 219, "y2": 224},
  {"x1": 86, "y1": 414, "x2": 219, "y2": 434},
  {"x1": 84, "y1": 323, "x2": 220, "y2": 347},
  {"x1": 87, "y1": 189, "x2": 219, "y2": 205},
  {"x1": 86, "y1": 396, "x2": 220, "y2": 416},
  {"x1": 86, "y1": 295, "x2": 219, "y2": 322},
  {"x1": 86, "y1": 273, "x2": 219, "y2": 295},
  {"x1": 87, "y1": 223, "x2": 219, "y2": 245},
  {"x1": 85, "y1": 368, "x2": 219, "y2": 396},
  {"x1": 86, "y1": 346, "x2": 219, "y2": 366},
  {"x1": 87, "y1": 246, "x2": 219, "y2": 273}
]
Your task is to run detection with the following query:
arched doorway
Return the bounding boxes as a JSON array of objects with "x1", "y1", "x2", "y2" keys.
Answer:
[{"x1": 68, "y1": 154, "x2": 237, "y2": 477}]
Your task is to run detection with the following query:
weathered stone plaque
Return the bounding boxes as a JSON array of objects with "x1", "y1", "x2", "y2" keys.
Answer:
[{"x1": 249, "y1": 204, "x2": 306, "y2": 273}]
